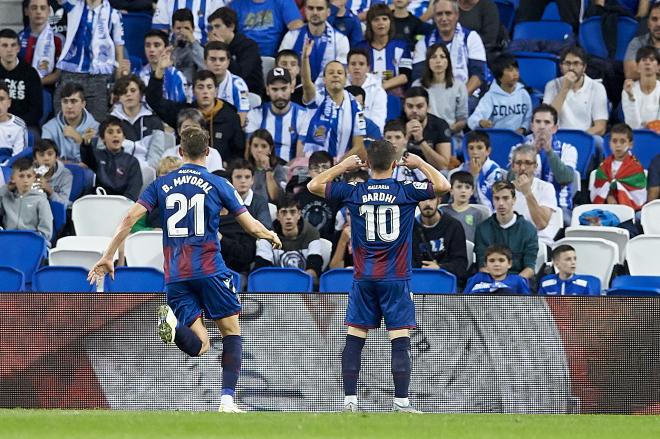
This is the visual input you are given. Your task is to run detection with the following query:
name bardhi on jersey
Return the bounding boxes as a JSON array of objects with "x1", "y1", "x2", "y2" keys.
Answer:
[{"x1": 362, "y1": 192, "x2": 396, "y2": 204}]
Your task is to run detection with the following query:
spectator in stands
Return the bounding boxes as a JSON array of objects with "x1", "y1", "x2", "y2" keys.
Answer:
[
  {"x1": 328, "y1": 0, "x2": 363, "y2": 47},
  {"x1": 458, "y1": 131, "x2": 503, "y2": 212},
  {"x1": 508, "y1": 144, "x2": 560, "y2": 246},
  {"x1": 152, "y1": 0, "x2": 225, "y2": 44},
  {"x1": 139, "y1": 30, "x2": 189, "y2": 104},
  {"x1": 247, "y1": 128, "x2": 286, "y2": 202},
  {"x1": 0, "y1": 82, "x2": 28, "y2": 161},
  {"x1": 468, "y1": 54, "x2": 532, "y2": 134},
  {"x1": 515, "y1": 0, "x2": 582, "y2": 33},
  {"x1": 161, "y1": 108, "x2": 223, "y2": 172},
  {"x1": 412, "y1": 43, "x2": 468, "y2": 138},
  {"x1": 622, "y1": 46, "x2": 660, "y2": 129},
  {"x1": 345, "y1": 48, "x2": 387, "y2": 133},
  {"x1": 442, "y1": 170, "x2": 488, "y2": 242},
  {"x1": 400, "y1": 86, "x2": 452, "y2": 170},
  {"x1": 204, "y1": 41, "x2": 250, "y2": 127},
  {"x1": 624, "y1": 2, "x2": 660, "y2": 80},
  {"x1": 464, "y1": 244, "x2": 531, "y2": 294},
  {"x1": 19, "y1": 0, "x2": 63, "y2": 87},
  {"x1": 301, "y1": 40, "x2": 366, "y2": 160},
  {"x1": 387, "y1": 120, "x2": 426, "y2": 182},
  {"x1": 32, "y1": 138, "x2": 72, "y2": 207},
  {"x1": 543, "y1": 46, "x2": 608, "y2": 141},
  {"x1": 649, "y1": 153, "x2": 660, "y2": 202},
  {"x1": 0, "y1": 28, "x2": 43, "y2": 131},
  {"x1": 345, "y1": 86, "x2": 382, "y2": 139},
  {"x1": 0, "y1": 156, "x2": 52, "y2": 241},
  {"x1": 207, "y1": 7, "x2": 264, "y2": 98},
  {"x1": 412, "y1": 193, "x2": 468, "y2": 282},
  {"x1": 391, "y1": 0, "x2": 432, "y2": 49},
  {"x1": 54, "y1": 0, "x2": 126, "y2": 123},
  {"x1": 131, "y1": 155, "x2": 183, "y2": 232},
  {"x1": 146, "y1": 57, "x2": 245, "y2": 164},
  {"x1": 538, "y1": 244, "x2": 601, "y2": 295},
  {"x1": 474, "y1": 181, "x2": 538, "y2": 279},
  {"x1": 590, "y1": 123, "x2": 647, "y2": 211},
  {"x1": 168, "y1": 9, "x2": 205, "y2": 85},
  {"x1": 413, "y1": 0, "x2": 487, "y2": 102},
  {"x1": 80, "y1": 116, "x2": 142, "y2": 201},
  {"x1": 232, "y1": 0, "x2": 304, "y2": 58},
  {"x1": 356, "y1": 4, "x2": 412, "y2": 95},
  {"x1": 253, "y1": 193, "x2": 323, "y2": 285},
  {"x1": 276, "y1": 49, "x2": 304, "y2": 105},
  {"x1": 42, "y1": 82, "x2": 99, "y2": 163},
  {"x1": 228, "y1": 158, "x2": 272, "y2": 227},
  {"x1": 110, "y1": 75, "x2": 169, "y2": 169},
  {"x1": 457, "y1": 0, "x2": 502, "y2": 62}
]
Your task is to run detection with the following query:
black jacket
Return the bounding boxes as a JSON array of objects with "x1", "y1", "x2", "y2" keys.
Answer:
[
  {"x1": 0, "y1": 60, "x2": 42, "y2": 127},
  {"x1": 228, "y1": 33, "x2": 264, "y2": 97},
  {"x1": 412, "y1": 213, "x2": 468, "y2": 281},
  {"x1": 219, "y1": 213, "x2": 257, "y2": 274},
  {"x1": 80, "y1": 142, "x2": 143, "y2": 201}
]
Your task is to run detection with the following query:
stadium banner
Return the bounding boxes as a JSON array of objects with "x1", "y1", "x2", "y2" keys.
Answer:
[{"x1": 0, "y1": 293, "x2": 658, "y2": 414}]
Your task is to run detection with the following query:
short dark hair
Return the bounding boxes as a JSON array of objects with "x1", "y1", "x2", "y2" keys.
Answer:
[
  {"x1": 277, "y1": 193, "x2": 300, "y2": 210},
  {"x1": 450, "y1": 170, "x2": 473, "y2": 188},
  {"x1": 465, "y1": 130, "x2": 491, "y2": 149},
  {"x1": 113, "y1": 74, "x2": 145, "y2": 97},
  {"x1": 11, "y1": 157, "x2": 34, "y2": 172},
  {"x1": 559, "y1": 45, "x2": 587, "y2": 64},
  {"x1": 347, "y1": 47, "x2": 371, "y2": 66},
  {"x1": 99, "y1": 116, "x2": 124, "y2": 138},
  {"x1": 492, "y1": 181, "x2": 516, "y2": 198},
  {"x1": 208, "y1": 7, "x2": 237, "y2": 30},
  {"x1": 172, "y1": 8, "x2": 194, "y2": 26},
  {"x1": 365, "y1": 3, "x2": 395, "y2": 42},
  {"x1": 344, "y1": 169, "x2": 369, "y2": 183},
  {"x1": 345, "y1": 85, "x2": 366, "y2": 102},
  {"x1": 276, "y1": 49, "x2": 300, "y2": 63},
  {"x1": 366, "y1": 139, "x2": 398, "y2": 172},
  {"x1": 34, "y1": 138, "x2": 58, "y2": 155},
  {"x1": 180, "y1": 126, "x2": 210, "y2": 160},
  {"x1": 193, "y1": 69, "x2": 218, "y2": 87},
  {"x1": 552, "y1": 244, "x2": 575, "y2": 260},
  {"x1": 60, "y1": 82, "x2": 85, "y2": 101},
  {"x1": 636, "y1": 45, "x2": 660, "y2": 64},
  {"x1": 485, "y1": 244, "x2": 513, "y2": 262},
  {"x1": 404, "y1": 86, "x2": 429, "y2": 104},
  {"x1": 532, "y1": 103, "x2": 558, "y2": 125},
  {"x1": 309, "y1": 150, "x2": 333, "y2": 168},
  {"x1": 144, "y1": 29, "x2": 169, "y2": 46},
  {"x1": 610, "y1": 122, "x2": 633, "y2": 141},
  {"x1": 384, "y1": 119, "x2": 406, "y2": 135},
  {"x1": 491, "y1": 54, "x2": 519, "y2": 83},
  {"x1": 204, "y1": 40, "x2": 230, "y2": 60},
  {"x1": 0, "y1": 29, "x2": 19, "y2": 43},
  {"x1": 227, "y1": 158, "x2": 254, "y2": 177},
  {"x1": 0, "y1": 81, "x2": 9, "y2": 96}
]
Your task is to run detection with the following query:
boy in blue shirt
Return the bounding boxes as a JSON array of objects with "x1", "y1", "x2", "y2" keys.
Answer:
[
  {"x1": 459, "y1": 131, "x2": 503, "y2": 212},
  {"x1": 464, "y1": 244, "x2": 531, "y2": 294},
  {"x1": 538, "y1": 244, "x2": 601, "y2": 295}
]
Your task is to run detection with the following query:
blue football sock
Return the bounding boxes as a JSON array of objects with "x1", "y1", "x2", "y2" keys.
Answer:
[
  {"x1": 391, "y1": 337, "x2": 411, "y2": 398},
  {"x1": 173, "y1": 323, "x2": 202, "y2": 357},
  {"x1": 342, "y1": 334, "x2": 366, "y2": 396},
  {"x1": 221, "y1": 335, "x2": 242, "y2": 397}
]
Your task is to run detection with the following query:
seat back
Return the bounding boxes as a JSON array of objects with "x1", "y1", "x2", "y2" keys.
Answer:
[
  {"x1": 49, "y1": 248, "x2": 104, "y2": 270},
  {"x1": 319, "y1": 268, "x2": 354, "y2": 293},
  {"x1": 513, "y1": 52, "x2": 559, "y2": 93},
  {"x1": 104, "y1": 267, "x2": 166, "y2": 292},
  {"x1": 607, "y1": 275, "x2": 660, "y2": 296},
  {"x1": 631, "y1": 129, "x2": 660, "y2": 169},
  {"x1": 465, "y1": 240, "x2": 475, "y2": 270},
  {"x1": 513, "y1": 21, "x2": 573, "y2": 41},
  {"x1": 0, "y1": 266, "x2": 25, "y2": 291},
  {"x1": 0, "y1": 231, "x2": 47, "y2": 284},
  {"x1": 55, "y1": 235, "x2": 112, "y2": 252},
  {"x1": 614, "y1": 16, "x2": 640, "y2": 61},
  {"x1": 570, "y1": 203, "x2": 635, "y2": 227},
  {"x1": 49, "y1": 199, "x2": 67, "y2": 241},
  {"x1": 318, "y1": 238, "x2": 332, "y2": 271},
  {"x1": 386, "y1": 94, "x2": 402, "y2": 121},
  {"x1": 140, "y1": 165, "x2": 156, "y2": 194},
  {"x1": 410, "y1": 268, "x2": 457, "y2": 294},
  {"x1": 565, "y1": 226, "x2": 629, "y2": 264},
  {"x1": 553, "y1": 237, "x2": 618, "y2": 287},
  {"x1": 578, "y1": 17, "x2": 608, "y2": 58},
  {"x1": 625, "y1": 235, "x2": 660, "y2": 276},
  {"x1": 247, "y1": 267, "x2": 313, "y2": 292},
  {"x1": 32, "y1": 266, "x2": 96, "y2": 292},
  {"x1": 125, "y1": 231, "x2": 164, "y2": 271},
  {"x1": 261, "y1": 56, "x2": 275, "y2": 84},
  {"x1": 641, "y1": 200, "x2": 660, "y2": 235},
  {"x1": 554, "y1": 130, "x2": 595, "y2": 176},
  {"x1": 535, "y1": 239, "x2": 548, "y2": 273},
  {"x1": 64, "y1": 164, "x2": 92, "y2": 202},
  {"x1": 494, "y1": 0, "x2": 516, "y2": 32},
  {"x1": 541, "y1": 1, "x2": 561, "y2": 20},
  {"x1": 72, "y1": 195, "x2": 135, "y2": 237}
]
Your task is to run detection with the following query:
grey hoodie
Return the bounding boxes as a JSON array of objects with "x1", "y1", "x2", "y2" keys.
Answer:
[
  {"x1": 0, "y1": 186, "x2": 53, "y2": 242},
  {"x1": 42, "y1": 109, "x2": 100, "y2": 162},
  {"x1": 46, "y1": 160, "x2": 74, "y2": 207}
]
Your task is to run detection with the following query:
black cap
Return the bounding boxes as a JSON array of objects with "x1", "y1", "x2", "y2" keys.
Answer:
[{"x1": 266, "y1": 67, "x2": 292, "y2": 85}]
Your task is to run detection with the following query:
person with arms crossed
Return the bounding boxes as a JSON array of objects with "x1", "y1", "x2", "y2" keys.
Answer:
[
  {"x1": 87, "y1": 126, "x2": 282, "y2": 413},
  {"x1": 308, "y1": 140, "x2": 451, "y2": 413}
]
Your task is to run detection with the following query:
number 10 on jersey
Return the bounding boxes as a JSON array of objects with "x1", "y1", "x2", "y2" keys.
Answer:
[{"x1": 359, "y1": 204, "x2": 400, "y2": 242}]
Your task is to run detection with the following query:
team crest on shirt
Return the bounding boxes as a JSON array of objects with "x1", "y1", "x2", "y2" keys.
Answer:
[
  {"x1": 313, "y1": 125, "x2": 326, "y2": 140},
  {"x1": 412, "y1": 181, "x2": 428, "y2": 190}
]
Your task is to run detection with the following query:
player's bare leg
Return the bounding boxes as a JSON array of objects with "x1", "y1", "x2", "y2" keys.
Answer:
[
  {"x1": 342, "y1": 326, "x2": 368, "y2": 412},
  {"x1": 389, "y1": 329, "x2": 421, "y2": 413},
  {"x1": 215, "y1": 314, "x2": 244, "y2": 413}
]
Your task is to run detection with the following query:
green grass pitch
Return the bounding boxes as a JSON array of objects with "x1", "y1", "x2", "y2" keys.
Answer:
[{"x1": 1, "y1": 410, "x2": 660, "y2": 439}]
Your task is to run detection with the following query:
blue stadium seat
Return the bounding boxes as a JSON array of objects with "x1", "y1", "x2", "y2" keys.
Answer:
[
  {"x1": 512, "y1": 51, "x2": 559, "y2": 94},
  {"x1": 495, "y1": 0, "x2": 516, "y2": 32},
  {"x1": 513, "y1": 21, "x2": 573, "y2": 41},
  {"x1": 3, "y1": 147, "x2": 34, "y2": 169},
  {"x1": 554, "y1": 130, "x2": 596, "y2": 176},
  {"x1": 463, "y1": 129, "x2": 524, "y2": 168},
  {"x1": 606, "y1": 275, "x2": 660, "y2": 296},
  {"x1": 386, "y1": 94, "x2": 402, "y2": 121},
  {"x1": 631, "y1": 130, "x2": 660, "y2": 169},
  {"x1": 40, "y1": 89, "x2": 53, "y2": 126},
  {"x1": 65, "y1": 163, "x2": 94, "y2": 202},
  {"x1": 32, "y1": 266, "x2": 96, "y2": 292},
  {"x1": 579, "y1": 16, "x2": 639, "y2": 61},
  {"x1": 49, "y1": 199, "x2": 67, "y2": 242},
  {"x1": 0, "y1": 231, "x2": 47, "y2": 287},
  {"x1": 319, "y1": 268, "x2": 354, "y2": 293},
  {"x1": 104, "y1": 267, "x2": 165, "y2": 292},
  {"x1": 0, "y1": 266, "x2": 25, "y2": 291},
  {"x1": 247, "y1": 267, "x2": 313, "y2": 293},
  {"x1": 541, "y1": 1, "x2": 561, "y2": 20},
  {"x1": 121, "y1": 12, "x2": 152, "y2": 66},
  {"x1": 410, "y1": 268, "x2": 457, "y2": 294}
]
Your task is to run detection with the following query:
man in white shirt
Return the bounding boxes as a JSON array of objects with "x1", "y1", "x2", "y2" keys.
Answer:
[
  {"x1": 346, "y1": 48, "x2": 387, "y2": 132},
  {"x1": 622, "y1": 45, "x2": 660, "y2": 129}
]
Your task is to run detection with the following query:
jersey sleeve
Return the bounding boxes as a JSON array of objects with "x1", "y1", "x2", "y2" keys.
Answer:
[
  {"x1": 217, "y1": 178, "x2": 248, "y2": 216},
  {"x1": 325, "y1": 181, "x2": 355, "y2": 203},
  {"x1": 401, "y1": 181, "x2": 436, "y2": 203},
  {"x1": 137, "y1": 179, "x2": 159, "y2": 212},
  {"x1": 233, "y1": 77, "x2": 250, "y2": 112}
]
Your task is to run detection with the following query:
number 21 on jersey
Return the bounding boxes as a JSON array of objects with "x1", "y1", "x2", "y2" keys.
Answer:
[
  {"x1": 166, "y1": 193, "x2": 205, "y2": 237},
  {"x1": 359, "y1": 204, "x2": 400, "y2": 242}
]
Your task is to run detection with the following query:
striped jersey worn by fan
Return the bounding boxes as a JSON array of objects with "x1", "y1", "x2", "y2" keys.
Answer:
[
  {"x1": 326, "y1": 178, "x2": 435, "y2": 281},
  {"x1": 138, "y1": 163, "x2": 246, "y2": 283}
]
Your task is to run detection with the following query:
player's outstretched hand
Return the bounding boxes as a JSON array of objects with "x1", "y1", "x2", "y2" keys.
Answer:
[
  {"x1": 268, "y1": 231, "x2": 283, "y2": 249},
  {"x1": 339, "y1": 155, "x2": 364, "y2": 172},
  {"x1": 401, "y1": 151, "x2": 423, "y2": 170},
  {"x1": 87, "y1": 256, "x2": 115, "y2": 285}
]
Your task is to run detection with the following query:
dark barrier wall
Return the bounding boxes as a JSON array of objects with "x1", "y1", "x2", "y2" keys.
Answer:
[{"x1": 0, "y1": 294, "x2": 659, "y2": 413}]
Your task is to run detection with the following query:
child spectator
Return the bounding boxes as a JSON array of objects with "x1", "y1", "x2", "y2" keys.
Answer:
[
  {"x1": 228, "y1": 158, "x2": 272, "y2": 228},
  {"x1": 0, "y1": 157, "x2": 52, "y2": 241},
  {"x1": 464, "y1": 245, "x2": 531, "y2": 294},
  {"x1": 468, "y1": 54, "x2": 532, "y2": 134},
  {"x1": 441, "y1": 170, "x2": 488, "y2": 242},
  {"x1": 169, "y1": 9, "x2": 205, "y2": 85},
  {"x1": 19, "y1": 0, "x2": 64, "y2": 87},
  {"x1": 387, "y1": 120, "x2": 426, "y2": 182},
  {"x1": 80, "y1": 116, "x2": 142, "y2": 201},
  {"x1": 622, "y1": 46, "x2": 660, "y2": 130},
  {"x1": 139, "y1": 30, "x2": 189, "y2": 103},
  {"x1": 247, "y1": 129, "x2": 287, "y2": 203},
  {"x1": 391, "y1": 0, "x2": 432, "y2": 48},
  {"x1": 276, "y1": 49, "x2": 303, "y2": 105},
  {"x1": 32, "y1": 138, "x2": 73, "y2": 207},
  {"x1": 590, "y1": 123, "x2": 647, "y2": 211},
  {"x1": 538, "y1": 244, "x2": 601, "y2": 295},
  {"x1": 0, "y1": 82, "x2": 28, "y2": 162},
  {"x1": 459, "y1": 131, "x2": 503, "y2": 211}
]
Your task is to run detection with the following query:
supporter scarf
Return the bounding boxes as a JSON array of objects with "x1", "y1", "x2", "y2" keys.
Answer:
[
  {"x1": 592, "y1": 154, "x2": 647, "y2": 210},
  {"x1": 28, "y1": 25, "x2": 56, "y2": 78},
  {"x1": 293, "y1": 24, "x2": 335, "y2": 82},
  {"x1": 426, "y1": 23, "x2": 469, "y2": 83}
]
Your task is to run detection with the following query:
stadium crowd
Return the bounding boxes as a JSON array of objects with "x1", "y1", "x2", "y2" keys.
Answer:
[{"x1": 0, "y1": 0, "x2": 659, "y2": 293}]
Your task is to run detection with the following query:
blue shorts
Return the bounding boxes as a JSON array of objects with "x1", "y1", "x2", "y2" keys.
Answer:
[
  {"x1": 167, "y1": 273, "x2": 240, "y2": 326},
  {"x1": 345, "y1": 279, "x2": 416, "y2": 330}
]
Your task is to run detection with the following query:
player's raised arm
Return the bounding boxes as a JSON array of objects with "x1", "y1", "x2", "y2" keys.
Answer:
[
  {"x1": 401, "y1": 152, "x2": 451, "y2": 196},
  {"x1": 307, "y1": 155, "x2": 364, "y2": 197},
  {"x1": 235, "y1": 211, "x2": 283, "y2": 249}
]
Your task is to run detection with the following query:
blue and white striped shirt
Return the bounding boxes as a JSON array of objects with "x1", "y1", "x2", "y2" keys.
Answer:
[
  {"x1": 152, "y1": 0, "x2": 227, "y2": 44},
  {"x1": 139, "y1": 64, "x2": 190, "y2": 103},
  {"x1": 246, "y1": 102, "x2": 309, "y2": 162},
  {"x1": 216, "y1": 72, "x2": 250, "y2": 113}
]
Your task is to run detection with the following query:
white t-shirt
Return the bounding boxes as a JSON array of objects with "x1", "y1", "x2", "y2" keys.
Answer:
[
  {"x1": 621, "y1": 80, "x2": 660, "y2": 129},
  {"x1": 514, "y1": 177, "x2": 559, "y2": 245},
  {"x1": 0, "y1": 115, "x2": 28, "y2": 158},
  {"x1": 543, "y1": 75, "x2": 609, "y2": 131}
]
